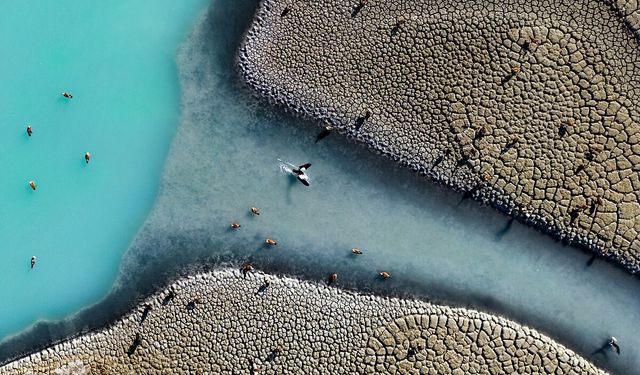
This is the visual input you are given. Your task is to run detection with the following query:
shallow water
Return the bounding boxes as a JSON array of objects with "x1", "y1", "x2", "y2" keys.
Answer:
[
  {"x1": 0, "y1": 1, "x2": 207, "y2": 339},
  {"x1": 1, "y1": 1, "x2": 639, "y2": 374}
]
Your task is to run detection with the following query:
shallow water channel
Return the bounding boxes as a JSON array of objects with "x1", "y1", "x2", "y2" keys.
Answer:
[{"x1": 1, "y1": 1, "x2": 639, "y2": 373}]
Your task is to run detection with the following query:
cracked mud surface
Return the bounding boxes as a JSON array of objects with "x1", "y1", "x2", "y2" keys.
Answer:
[
  {"x1": 0, "y1": 269, "x2": 606, "y2": 374},
  {"x1": 239, "y1": 0, "x2": 640, "y2": 272}
]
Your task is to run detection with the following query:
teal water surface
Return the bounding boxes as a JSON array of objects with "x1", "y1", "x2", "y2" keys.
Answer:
[{"x1": 0, "y1": 1, "x2": 207, "y2": 339}]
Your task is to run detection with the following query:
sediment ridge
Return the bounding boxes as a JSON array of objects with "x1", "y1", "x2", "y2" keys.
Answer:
[
  {"x1": 0, "y1": 269, "x2": 607, "y2": 374},
  {"x1": 238, "y1": 0, "x2": 640, "y2": 272}
]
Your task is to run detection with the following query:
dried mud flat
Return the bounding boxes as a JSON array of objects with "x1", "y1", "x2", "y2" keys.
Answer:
[
  {"x1": 0, "y1": 269, "x2": 606, "y2": 374},
  {"x1": 239, "y1": 0, "x2": 640, "y2": 272}
]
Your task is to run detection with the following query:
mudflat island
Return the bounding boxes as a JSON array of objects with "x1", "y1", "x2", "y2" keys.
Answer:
[{"x1": 1, "y1": 0, "x2": 638, "y2": 374}]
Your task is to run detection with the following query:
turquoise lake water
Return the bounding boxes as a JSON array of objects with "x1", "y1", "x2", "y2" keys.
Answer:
[
  {"x1": 0, "y1": 1, "x2": 207, "y2": 339},
  {"x1": 1, "y1": 1, "x2": 639, "y2": 374}
]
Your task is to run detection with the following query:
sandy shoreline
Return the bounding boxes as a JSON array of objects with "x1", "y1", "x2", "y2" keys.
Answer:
[
  {"x1": 0, "y1": 268, "x2": 607, "y2": 374},
  {"x1": 238, "y1": 0, "x2": 640, "y2": 273}
]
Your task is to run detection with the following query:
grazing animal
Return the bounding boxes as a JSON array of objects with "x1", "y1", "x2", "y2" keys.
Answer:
[
  {"x1": 257, "y1": 280, "x2": 270, "y2": 293},
  {"x1": 241, "y1": 263, "x2": 254, "y2": 277},
  {"x1": 609, "y1": 337, "x2": 620, "y2": 355},
  {"x1": 161, "y1": 290, "x2": 176, "y2": 305},
  {"x1": 140, "y1": 304, "x2": 152, "y2": 325},
  {"x1": 351, "y1": 0, "x2": 367, "y2": 17},
  {"x1": 354, "y1": 110, "x2": 371, "y2": 131}
]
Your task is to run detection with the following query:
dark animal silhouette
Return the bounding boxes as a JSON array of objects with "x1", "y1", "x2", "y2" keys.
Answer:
[
  {"x1": 354, "y1": 111, "x2": 371, "y2": 132},
  {"x1": 609, "y1": 337, "x2": 621, "y2": 355},
  {"x1": 351, "y1": 1, "x2": 366, "y2": 17},
  {"x1": 559, "y1": 124, "x2": 568, "y2": 137},
  {"x1": 256, "y1": 281, "x2": 270, "y2": 294},
  {"x1": 432, "y1": 154, "x2": 444, "y2": 167},
  {"x1": 140, "y1": 304, "x2": 152, "y2": 325},
  {"x1": 162, "y1": 291, "x2": 175, "y2": 306},
  {"x1": 292, "y1": 163, "x2": 312, "y2": 186},
  {"x1": 127, "y1": 334, "x2": 141, "y2": 356},
  {"x1": 568, "y1": 208, "x2": 581, "y2": 225}
]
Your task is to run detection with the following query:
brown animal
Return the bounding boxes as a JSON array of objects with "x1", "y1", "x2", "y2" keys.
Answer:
[{"x1": 241, "y1": 263, "x2": 254, "y2": 277}]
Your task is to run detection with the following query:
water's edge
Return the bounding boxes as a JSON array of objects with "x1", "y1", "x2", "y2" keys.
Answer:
[
  {"x1": 1, "y1": 3, "x2": 638, "y2": 375},
  {"x1": 0, "y1": 0, "x2": 263, "y2": 365},
  {"x1": 237, "y1": 0, "x2": 640, "y2": 274},
  {"x1": 1, "y1": 268, "x2": 606, "y2": 374}
]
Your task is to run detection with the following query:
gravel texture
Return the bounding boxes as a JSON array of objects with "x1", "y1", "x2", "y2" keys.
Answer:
[
  {"x1": 238, "y1": 0, "x2": 640, "y2": 272},
  {"x1": 0, "y1": 269, "x2": 607, "y2": 374}
]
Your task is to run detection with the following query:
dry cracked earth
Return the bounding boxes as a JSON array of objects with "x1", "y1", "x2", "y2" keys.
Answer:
[
  {"x1": 2, "y1": 1, "x2": 637, "y2": 374},
  {"x1": 0, "y1": 270, "x2": 606, "y2": 374},
  {"x1": 239, "y1": 0, "x2": 640, "y2": 272}
]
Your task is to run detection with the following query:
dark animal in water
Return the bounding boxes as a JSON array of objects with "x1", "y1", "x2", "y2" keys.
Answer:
[
  {"x1": 327, "y1": 273, "x2": 338, "y2": 285},
  {"x1": 292, "y1": 163, "x2": 312, "y2": 186},
  {"x1": 609, "y1": 337, "x2": 621, "y2": 355}
]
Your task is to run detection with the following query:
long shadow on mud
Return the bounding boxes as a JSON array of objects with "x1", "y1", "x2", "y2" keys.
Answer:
[{"x1": 2, "y1": 2, "x2": 640, "y2": 375}]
